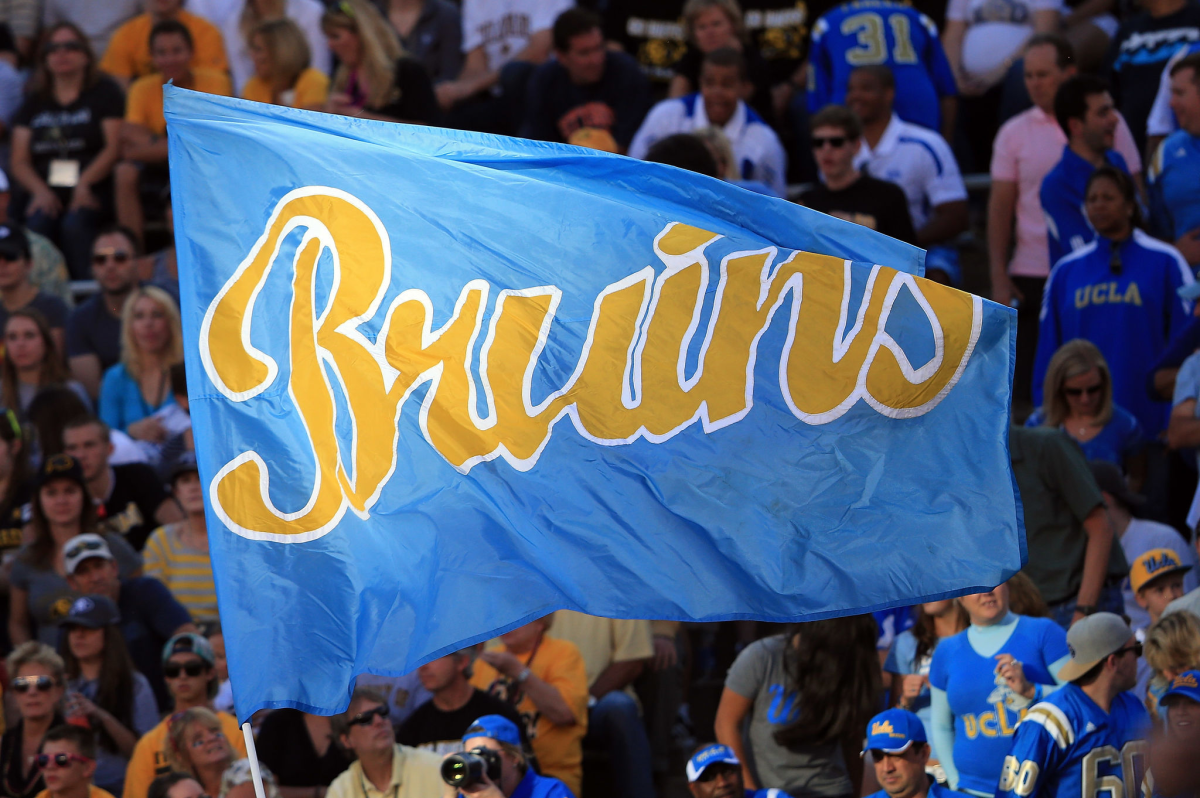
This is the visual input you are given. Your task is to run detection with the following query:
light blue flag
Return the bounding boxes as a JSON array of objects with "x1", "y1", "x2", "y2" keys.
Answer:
[{"x1": 165, "y1": 88, "x2": 1023, "y2": 721}]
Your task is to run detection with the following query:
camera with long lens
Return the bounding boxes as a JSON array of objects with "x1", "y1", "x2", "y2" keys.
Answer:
[{"x1": 441, "y1": 746, "x2": 503, "y2": 789}]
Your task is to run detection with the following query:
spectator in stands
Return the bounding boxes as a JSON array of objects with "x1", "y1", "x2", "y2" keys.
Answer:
[
  {"x1": 1035, "y1": 167, "x2": 1192, "y2": 442},
  {"x1": 846, "y1": 65, "x2": 967, "y2": 284},
  {"x1": 164, "y1": 708, "x2": 279, "y2": 798},
  {"x1": 861, "y1": 709, "x2": 953, "y2": 798},
  {"x1": 395, "y1": 648, "x2": 526, "y2": 754},
  {"x1": 522, "y1": 9, "x2": 652, "y2": 153},
  {"x1": 123, "y1": 633, "x2": 248, "y2": 798},
  {"x1": 320, "y1": 0, "x2": 437, "y2": 124},
  {"x1": 9, "y1": 455, "x2": 141, "y2": 647},
  {"x1": 1041, "y1": 75, "x2": 1136, "y2": 267},
  {"x1": 1029, "y1": 340, "x2": 1145, "y2": 478},
  {"x1": 143, "y1": 453, "x2": 217, "y2": 624},
  {"x1": 241, "y1": 19, "x2": 329, "y2": 109},
  {"x1": 808, "y1": 0, "x2": 957, "y2": 138},
  {"x1": 1146, "y1": 41, "x2": 1200, "y2": 154},
  {"x1": 1151, "y1": 671, "x2": 1200, "y2": 796},
  {"x1": 1131, "y1": 549, "x2": 1192, "y2": 630},
  {"x1": 798, "y1": 105, "x2": 915, "y2": 244},
  {"x1": 0, "y1": 225, "x2": 69, "y2": 353},
  {"x1": 10, "y1": 24, "x2": 123, "y2": 282},
  {"x1": 42, "y1": 1, "x2": 142, "y2": 58},
  {"x1": 1106, "y1": 0, "x2": 1200, "y2": 156},
  {"x1": 68, "y1": 229, "x2": 140, "y2": 400},
  {"x1": 436, "y1": 0, "x2": 571, "y2": 133},
  {"x1": 99, "y1": 286, "x2": 183, "y2": 443},
  {"x1": 683, "y1": 742, "x2": 793, "y2": 798},
  {"x1": 644, "y1": 132, "x2": 720, "y2": 176},
  {"x1": 0, "y1": 172, "x2": 73, "y2": 310},
  {"x1": 668, "y1": 0, "x2": 773, "y2": 120},
  {"x1": 883, "y1": 600, "x2": 969, "y2": 759},
  {"x1": 3, "y1": 310, "x2": 89, "y2": 416},
  {"x1": 27, "y1": 389, "x2": 90, "y2": 465},
  {"x1": 470, "y1": 616, "x2": 589, "y2": 796},
  {"x1": 37, "y1": 725, "x2": 112, "y2": 798},
  {"x1": 373, "y1": 0, "x2": 461, "y2": 85},
  {"x1": 255, "y1": 708, "x2": 351, "y2": 797},
  {"x1": 60, "y1": 594, "x2": 157, "y2": 796},
  {"x1": 101, "y1": 0, "x2": 229, "y2": 89},
  {"x1": 1149, "y1": 54, "x2": 1200, "y2": 265},
  {"x1": 116, "y1": 21, "x2": 233, "y2": 244},
  {"x1": 452, "y1": 714, "x2": 574, "y2": 798},
  {"x1": 0, "y1": 408, "x2": 31, "y2": 561},
  {"x1": 146, "y1": 774, "x2": 204, "y2": 798},
  {"x1": 715, "y1": 616, "x2": 880, "y2": 795},
  {"x1": 550, "y1": 612, "x2": 655, "y2": 798},
  {"x1": 630, "y1": 48, "x2": 786, "y2": 196},
  {"x1": 326, "y1": 687, "x2": 442, "y2": 798},
  {"x1": 1008, "y1": 426, "x2": 1124, "y2": 626},
  {"x1": 1144, "y1": 612, "x2": 1200, "y2": 719},
  {"x1": 0, "y1": 643, "x2": 67, "y2": 798},
  {"x1": 942, "y1": 0, "x2": 1061, "y2": 171},
  {"x1": 217, "y1": 0, "x2": 330, "y2": 95},
  {"x1": 63, "y1": 532, "x2": 194, "y2": 713},
  {"x1": 141, "y1": 190, "x2": 177, "y2": 302},
  {"x1": 928, "y1": 582, "x2": 1070, "y2": 794}
]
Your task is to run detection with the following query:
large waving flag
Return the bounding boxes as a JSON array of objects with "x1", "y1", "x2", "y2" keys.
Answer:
[{"x1": 166, "y1": 88, "x2": 1023, "y2": 721}]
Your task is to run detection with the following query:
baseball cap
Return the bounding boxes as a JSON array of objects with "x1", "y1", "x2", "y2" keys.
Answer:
[
  {"x1": 462, "y1": 715, "x2": 521, "y2": 748},
  {"x1": 1130, "y1": 548, "x2": 1193, "y2": 594},
  {"x1": 63, "y1": 533, "x2": 115, "y2": 575},
  {"x1": 1089, "y1": 461, "x2": 1145, "y2": 508},
  {"x1": 863, "y1": 708, "x2": 927, "y2": 755},
  {"x1": 35, "y1": 453, "x2": 87, "y2": 491},
  {"x1": 162, "y1": 632, "x2": 215, "y2": 667},
  {"x1": 62, "y1": 595, "x2": 120, "y2": 628},
  {"x1": 1056, "y1": 613, "x2": 1135, "y2": 682},
  {"x1": 169, "y1": 451, "x2": 199, "y2": 484},
  {"x1": 1161, "y1": 670, "x2": 1200, "y2": 707},
  {"x1": 686, "y1": 744, "x2": 740, "y2": 783},
  {"x1": 0, "y1": 224, "x2": 29, "y2": 260}
]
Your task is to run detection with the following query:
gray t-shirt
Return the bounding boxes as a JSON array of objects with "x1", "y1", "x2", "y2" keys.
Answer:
[{"x1": 725, "y1": 635, "x2": 852, "y2": 798}]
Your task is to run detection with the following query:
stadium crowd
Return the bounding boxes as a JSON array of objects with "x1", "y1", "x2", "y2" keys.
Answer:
[{"x1": 0, "y1": 0, "x2": 1192, "y2": 797}]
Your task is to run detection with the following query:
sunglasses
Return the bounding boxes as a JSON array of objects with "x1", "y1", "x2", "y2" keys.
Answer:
[
  {"x1": 1114, "y1": 642, "x2": 1143, "y2": 658},
  {"x1": 11, "y1": 676, "x2": 55, "y2": 693},
  {"x1": 1063, "y1": 385, "x2": 1102, "y2": 398},
  {"x1": 92, "y1": 252, "x2": 131, "y2": 265},
  {"x1": 163, "y1": 661, "x2": 208, "y2": 678},
  {"x1": 45, "y1": 41, "x2": 85, "y2": 55},
  {"x1": 346, "y1": 704, "x2": 389, "y2": 727},
  {"x1": 812, "y1": 135, "x2": 849, "y2": 149},
  {"x1": 36, "y1": 753, "x2": 91, "y2": 769},
  {"x1": 64, "y1": 538, "x2": 106, "y2": 561}
]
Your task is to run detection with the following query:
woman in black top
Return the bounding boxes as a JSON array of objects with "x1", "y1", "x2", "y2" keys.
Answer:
[
  {"x1": 255, "y1": 710, "x2": 351, "y2": 798},
  {"x1": 0, "y1": 642, "x2": 67, "y2": 798},
  {"x1": 10, "y1": 23, "x2": 123, "y2": 280}
]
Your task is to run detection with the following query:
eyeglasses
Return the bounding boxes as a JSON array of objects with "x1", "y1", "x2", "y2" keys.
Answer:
[
  {"x1": 812, "y1": 135, "x2": 849, "y2": 149},
  {"x1": 11, "y1": 676, "x2": 55, "y2": 693},
  {"x1": 1114, "y1": 642, "x2": 1143, "y2": 658},
  {"x1": 64, "y1": 538, "x2": 106, "y2": 561},
  {"x1": 1063, "y1": 385, "x2": 1102, "y2": 398},
  {"x1": 346, "y1": 704, "x2": 389, "y2": 727},
  {"x1": 45, "y1": 41, "x2": 85, "y2": 55},
  {"x1": 36, "y1": 753, "x2": 91, "y2": 769},
  {"x1": 92, "y1": 252, "x2": 131, "y2": 265},
  {"x1": 163, "y1": 661, "x2": 208, "y2": 678},
  {"x1": 189, "y1": 728, "x2": 225, "y2": 748}
]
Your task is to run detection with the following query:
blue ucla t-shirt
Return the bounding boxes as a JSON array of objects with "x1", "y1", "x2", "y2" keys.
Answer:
[
  {"x1": 929, "y1": 615, "x2": 1070, "y2": 796},
  {"x1": 1023, "y1": 404, "x2": 1146, "y2": 467}
]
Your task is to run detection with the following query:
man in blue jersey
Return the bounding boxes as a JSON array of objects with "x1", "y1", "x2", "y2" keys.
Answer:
[
  {"x1": 862, "y1": 709, "x2": 961, "y2": 798},
  {"x1": 807, "y1": 0, "x2": 958, "y2": 139},
  {"x1": 1149, "y1": 53, "x2": 1200, "y2": 266},
  {"x1": 1040, "y1": 74, "x2": 1135, "y2": 267},
  {"x1": 995, "y1": 613, "x2": 1149, "y2": 798},
  {"x1": 685, "y1": 743, "x2": 793, "y2": 798}
]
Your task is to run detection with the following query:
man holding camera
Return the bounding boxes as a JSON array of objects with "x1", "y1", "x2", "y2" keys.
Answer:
[{"x1": 441, "y1": 715, "x2": 574, "y2": 798}]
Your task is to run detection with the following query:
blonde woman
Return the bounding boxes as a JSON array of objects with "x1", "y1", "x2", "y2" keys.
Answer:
[
  {"x1": 667, "y1": 0, "x2": 771, "y2": 120},
  {"x1": 221, "y1": 0, "x2": 331, "y2": 93},
  {"x1": 242, "y1": 19, "x2": 329, "y2": 108},
  {"x1": 321, "y1": 0, "x2": 436, "y2": 123},
  {"x1": 165, "y1": 708, "x2": 279, "y2": 798},
  {"x1": 1144, "y1": 611, "x2": 1200, "y2": 723},
  {"x1": 1026, "y1": 338, "x2": 1146, "y2": 478},
  {"x1": 98, "y1": 287, "x2": 183, "y2": 442}
]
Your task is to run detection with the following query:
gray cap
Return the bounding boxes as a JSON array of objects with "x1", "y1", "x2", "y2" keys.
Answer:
[{"x1": 1057, "y1": 613, "x2": 1134, "y2": 682}]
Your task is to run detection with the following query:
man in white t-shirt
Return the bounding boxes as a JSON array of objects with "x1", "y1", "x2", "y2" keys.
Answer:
[
  {"x1": 847, "y1": 64, "x2": 967, "y2": 285},
  {"x1": 628, "y1": 48, "x2": 787, "y2": 197},
  {"x1": 437, "y1": 0, "x2": 572, "y2": 133}
]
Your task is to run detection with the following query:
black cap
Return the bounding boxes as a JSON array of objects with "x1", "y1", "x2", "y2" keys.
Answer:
[
  {"x1": 0, "y1": 224, "x2": 30, "y2": 260},
  {"x1": 35, "y1": 453, "x2": 87, "y2": 491},
  {"x1": 1089, "y1": 460, "x2": 1145, "y2": 508},
  {"x1": 169, "y1": 451, "x2": 199, "y2": 484},
  {"x1": 62, "y1": 595, "x2": 121, "y2": 628}
]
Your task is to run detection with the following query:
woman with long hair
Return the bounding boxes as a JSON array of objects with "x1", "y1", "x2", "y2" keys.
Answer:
[
  {"x1": 98, "y1": 286, "x2": 183, "y2": 444},
  {"x1": 884, "y1": 600, "x2": 969, "y2": 759},
  {"x1": 714, "y1": 615, "x2": 880, "y2": 796},
  {"x1": 221, "y1": 0, "x2": 330, "y2": 93},
  {"x1": 0, "y1": 643, "x2": 67, "y2": 798},
  {"x1": 9, "y1": 23, "x2": 124, "y2": 280},
  {"x1": 165, "y1": 708, "x2": 279, "y2": 798},
  {"x1": 242, "y1": 19, "x2": 329, "y2": 109},
  {"x1": 7, "y1": 455, "x2": 139, "y2": 646},
  {"x1": 1027, "y1": 339, "x2": 1146, "y2": 483},
  {"x1": 320, "y1": 0, "x2": 436, "y2": 124},
  {"x1": 2, "y1": 309, "x2": 90, "y2": 416},
  {"x1": 60, "y1": 594, "x2": 159, "y2": 795},
  {"x1": 929, "y1": 581, "x2": 1070, "y2": 796},
  {"x1": 1144, "y1": 611, "x2": 1200, "y2": 723}
]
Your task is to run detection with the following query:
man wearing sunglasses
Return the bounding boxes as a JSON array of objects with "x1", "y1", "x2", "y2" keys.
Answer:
[
  {"x1": 35, "y1": 725, "x2": 113, "y2": 798},
  {"x1": 995, "y1": 614, "x2": 1149, "y2": 798},
  {"x1": 860, "y1": 710, "x2": 950, "y2": 798},
  {"x1": 66, "y1": 227, "x2": 141, "y2": 400},
  {"x1": 327, "y1": 687, "x2": 442, "y2": 798},
  {"x1": 122, "y1": 634, "x2": 245, "y2": 798}
]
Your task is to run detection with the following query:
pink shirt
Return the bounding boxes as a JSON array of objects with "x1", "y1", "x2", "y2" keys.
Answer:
[{"x1": 990, "y1": 106, "x2": 1141, "y2": 278}]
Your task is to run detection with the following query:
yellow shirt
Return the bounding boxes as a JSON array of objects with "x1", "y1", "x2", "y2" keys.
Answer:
[
  {"x1": 549, "y1": 611, "x2": 654, "y2": 689},
  {"x1": 126, "y1": 69, "x2": 233, "y2": 138},
  {"x1": 37, "y1": 786, "x2": 116, "y2": 798},
  {"x1": 325, "y1": 744, "x2": 443, "y2": 798},
  {"x1": 122, "y1": 711, "x2": 246, "y2": 798},
  {"x1": 241, "y1": 68, "x2": 330, "y2": 108},
  {"x1": 100, "y1": 11, "x2": 228, "y2": 80},
  {"x1": 470, "y1": 636, "x2": 588, "y2": 797}
]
